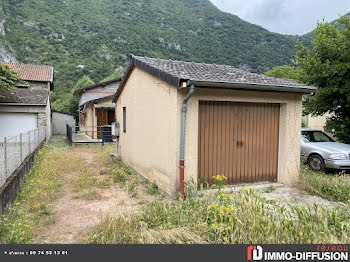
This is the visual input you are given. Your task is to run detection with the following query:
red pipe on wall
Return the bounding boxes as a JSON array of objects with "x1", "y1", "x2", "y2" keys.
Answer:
[{"x1": 179, "y1": 160, "x2": 185, "y2": 197}]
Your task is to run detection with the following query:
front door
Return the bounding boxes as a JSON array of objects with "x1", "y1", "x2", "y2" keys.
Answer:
[{"x1": 96, "y1": 108, "x2": 115, "y2": 139}]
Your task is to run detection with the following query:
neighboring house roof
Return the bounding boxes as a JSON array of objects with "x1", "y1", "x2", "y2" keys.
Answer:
[
  {"x1": 0, "y1": 89, "x2": 49, "y2": 105},
  {"x1": 73, "y1": 77, "x2": 122, "y2": 95},
  {"x1": 80, "y1": 94, "x2": 115, "y2": 108},
  {"x1": 75, "y1": 77, "x2": 121, "y2": 107},
  {"x1": 4, "y1": 62, "x2": 54, "y2": 90},
  {"x1": 113, "y1": 55, "x2": 316, "y2": 102}
]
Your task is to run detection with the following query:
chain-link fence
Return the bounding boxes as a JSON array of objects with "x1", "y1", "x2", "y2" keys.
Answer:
[{"x1": 0, "y1": 127, "x2": 46, "y2": 187}]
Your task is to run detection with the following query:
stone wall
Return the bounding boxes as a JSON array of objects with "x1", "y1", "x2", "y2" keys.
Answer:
[
  {"x1": 27, "y1": 81, "x2": 50, "y2": 91},
  {"x1": 37, "y1": 113, "x2": 46, "y2": 128}
]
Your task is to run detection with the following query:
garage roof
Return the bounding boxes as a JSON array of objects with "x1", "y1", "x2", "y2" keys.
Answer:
[
  {"x1": 113, "y1": 55, "x2": 316, "y2": 102},
  {"x1": 0, "y1": 89, "x2": 49, "y2": 105}
]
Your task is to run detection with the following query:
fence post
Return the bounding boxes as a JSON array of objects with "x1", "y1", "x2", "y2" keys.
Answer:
[
  {"x1": 4, "y1": 137, "x2": 7, "y2": 177},
  {"x1": 20, "y1": 133, "x2": 23, "y2": 162}
]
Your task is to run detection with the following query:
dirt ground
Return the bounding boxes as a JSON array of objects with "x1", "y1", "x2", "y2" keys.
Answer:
[
  {"x1": 34, "y1": 144, "x2": 144, "y2": 244},
  {"x1": 34, "y1": 137, "x2": 338, "y2": 243}
]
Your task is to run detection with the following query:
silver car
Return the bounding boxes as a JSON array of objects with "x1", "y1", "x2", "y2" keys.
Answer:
[{"x1": 301, "y1": 128, "x2": 350, "y2": 172}]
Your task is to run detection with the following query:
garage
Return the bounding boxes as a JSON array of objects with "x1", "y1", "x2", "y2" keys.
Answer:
[
  {"x1": 0, "y1": 112, "x2": 37, "y2": 138},
  {"x1": 112, "y1": 55, "x2": 316, "y2": 197},
  {"x1": 198, "y1": 101, "x2": 280, "y2": 185}
]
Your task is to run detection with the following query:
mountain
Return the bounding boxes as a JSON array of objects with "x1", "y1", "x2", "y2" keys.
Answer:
[
  {"x1": 300, "y1": 12, "x2": 350, "y2": 48},
  {"x1": 0, "y1": 0, "x2": 301, "y2": 94}
]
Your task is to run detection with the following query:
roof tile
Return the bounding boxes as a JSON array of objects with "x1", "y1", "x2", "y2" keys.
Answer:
[
  {"x1": 132, "y1": 56, "x2": 315, "y2": 91},
  {"x1": 4, "y1": 62, "x2": 53, "y2": 82}
]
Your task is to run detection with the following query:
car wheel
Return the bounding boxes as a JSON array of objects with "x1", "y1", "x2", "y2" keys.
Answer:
[{"x1": 308, "y1": 155, "x2": 326, "y2": 172}]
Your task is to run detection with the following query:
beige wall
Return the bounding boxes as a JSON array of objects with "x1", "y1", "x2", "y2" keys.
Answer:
[
  {"x1": 180, "y1": 89, "x2": 303, "y2": 191},
  {"x1": 116, "y1": 67, "x2": 179, "y2": 196},
  {"x1": 305, "y1": 113, "x2": 330, "y2": 131},
  {"x1": 116, "y1": 68, "x2": 304, "y2": 197}
]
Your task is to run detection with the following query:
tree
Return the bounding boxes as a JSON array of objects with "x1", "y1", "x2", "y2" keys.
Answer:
[
  {"x1": 0, "y1": 63, "x2": 22, "y2": 99},
  {"x1": 101, "y1": 71, "x2": 123, "y2": 82},
  {"x1": 296, "y1": 16, "x2": 350, "y2": 143},
  {"x1": 68, "y1": 76, "x2": 94, "y2": 114},
  {"x1": 264, "y1": 65, "x2": 303, "y2": 81}
]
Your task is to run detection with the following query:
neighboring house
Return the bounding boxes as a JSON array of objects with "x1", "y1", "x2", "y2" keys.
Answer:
[
  {"x1": 113, "y1": 55, "x2": 316, "y2": 197},
  {"x1": 51, "y1": 110, "x2": 77, "y2": 135},
  {"x1": 73, "y1": 78, "x2": 121, "y2": 139},
  {"x1": 0, "y1": 63, "x2": 54, "y2": 140},
  {"x1": 304, "y1": 113, "x2": 330, "y2": 132}
]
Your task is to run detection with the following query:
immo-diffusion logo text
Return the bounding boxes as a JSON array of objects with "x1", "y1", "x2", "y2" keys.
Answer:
[{"x1": 247, "y1": 245, "x2": 348, "y2": 261}]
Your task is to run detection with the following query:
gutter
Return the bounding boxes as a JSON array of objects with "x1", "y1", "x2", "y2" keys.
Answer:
[
  {"x1": 188, "y1": 80, "x2": 316, "y2": 95},
  {"x1": 179, "y1": 84, "x2": 195, "y2": 197}
]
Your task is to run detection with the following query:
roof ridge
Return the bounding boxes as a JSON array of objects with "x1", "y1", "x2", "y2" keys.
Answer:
[{"x1": 4, "y1": 62, "x2": 53, "y2": 69}]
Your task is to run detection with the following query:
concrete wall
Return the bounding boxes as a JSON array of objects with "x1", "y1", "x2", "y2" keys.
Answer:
[
  {"x1": 52, "y1": 112, "x2": 76, "y2": 135},
  {"x1": 116, "y1": 67, "x2": 178, "y2": 196},
  {"x1": 0, "y1": 141, "x2": 44, "y2": 216},
  {"x1": 116, "y1": 68, "x2": 304, "y2": 197}
]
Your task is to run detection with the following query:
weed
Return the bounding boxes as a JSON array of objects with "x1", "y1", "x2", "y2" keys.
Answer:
[
  {"x1": 86, "y1": 175, "x2": 350, "y2": 244},
  {"x1": 0, "y1": 145, "x2": 61, "y2": 244},
  {"x1": 300, "y1": 165, "x2": 350, "y2": 202},
  {"x1": 263, "y1": 185, "x2": 276, "y2": 193},
  {"x1": 145, "y1": 181, "x2": 159, "y2": 195},
  {"x1": 123, "y1": 178, "x2": 139, "y2": 198}
]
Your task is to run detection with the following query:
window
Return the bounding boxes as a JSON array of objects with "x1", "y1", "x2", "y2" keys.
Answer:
[
  {"x1": 123, "y1": 107, "x2": 126, "y2": 133},
  {"x1": 301, "y1": 131, "x2": 335, "y2": 143}
]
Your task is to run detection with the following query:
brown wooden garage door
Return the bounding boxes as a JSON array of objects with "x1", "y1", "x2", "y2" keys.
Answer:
[{"x1": 198, "y1": 101, "x2": 280, "y2": 185}]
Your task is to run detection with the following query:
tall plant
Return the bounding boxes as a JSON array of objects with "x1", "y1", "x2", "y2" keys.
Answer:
[
  {"x1": 0, "y1": 63, "x2": 22, "y2": 99},
  {"x1": 296, "y1": 16, "x2": 350, "y2": 143}
]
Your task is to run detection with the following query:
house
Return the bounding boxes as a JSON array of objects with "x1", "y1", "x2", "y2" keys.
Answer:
[
  {"x1": 73, "y1": 77, "x2": 121, "y2": 139},
  {"x1": 113, "y1": 55, "x2": 316, "y2": 197},
  {"x1": 0, "y1": 63, "x2": 54, "y2": 140},
  {"x1": 51, "y1": 110, "x2": 77, "y2": 135},
  {"x1": 304, "y1": 113, "x2": 330, "y2": 132}
]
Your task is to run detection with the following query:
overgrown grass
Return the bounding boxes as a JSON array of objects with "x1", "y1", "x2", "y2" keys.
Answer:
[
  {"x1": 85, "y1": 187, "x2": 350, "y2": 244},
  {"x1": 300, "y1": 165, "x2": 350, "y2": 203},
  {"x1": 0, "y1": 145, "x2": 62, "y2": 243},
  {"x1": 105, "y1": 157, "x2": 142, "y2": 198}
]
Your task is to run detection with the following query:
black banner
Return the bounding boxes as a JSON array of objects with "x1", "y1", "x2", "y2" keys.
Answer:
[{"x1": 0, "y1": 244, "x2": 348, "y2": 262}]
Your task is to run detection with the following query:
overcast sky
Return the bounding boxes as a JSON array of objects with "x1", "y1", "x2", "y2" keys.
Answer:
[{"x1": 209, "y1": 0, "x2": 350, "y2": 35}]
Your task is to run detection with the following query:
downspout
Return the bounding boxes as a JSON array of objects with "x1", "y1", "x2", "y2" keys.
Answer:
[{"x1": 179, "y1": 84, "x2": 195, "y2": 197}]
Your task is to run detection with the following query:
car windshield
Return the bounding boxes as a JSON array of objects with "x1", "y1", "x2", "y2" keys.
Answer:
[{"x1": 301, "y1": 131, "x2": 335, "y2": 143}]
